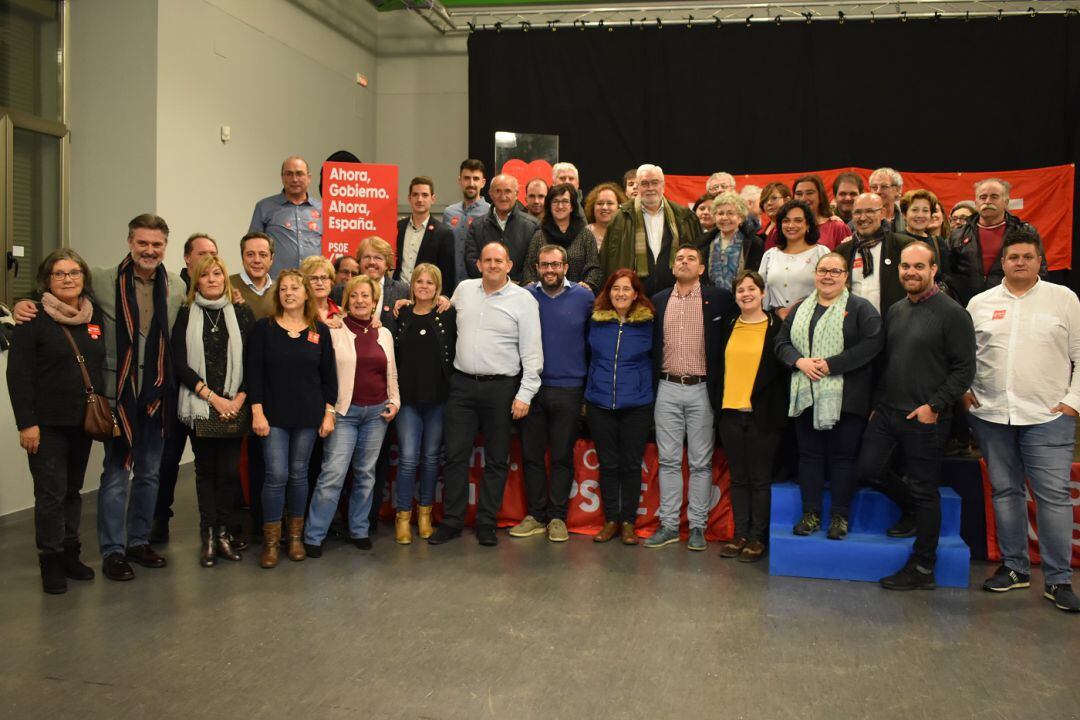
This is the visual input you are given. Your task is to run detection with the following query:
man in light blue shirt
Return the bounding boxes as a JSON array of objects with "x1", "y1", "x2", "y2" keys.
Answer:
[
  {"x1": 428, "y1": 240, "x2": 543, "y2": 548},
  {"x1": 442, "y1": 159, "x2": 491, "y2": 284},
  {"x1": 249, "y1": 156, "x2": 322, "y2": 278}
]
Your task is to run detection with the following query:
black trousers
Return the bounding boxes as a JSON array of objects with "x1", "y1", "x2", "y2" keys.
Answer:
[
  {"x1": 586, "y1": 403, "x2": 651, "y2": 525},
  {"x1": 519, "y1": 385, "x2": 583, "y2": 523},
  {"x1": 857, "y1": 406, "x2": 950, "y2": 568},
  {"x1": 154, "y1": 403, "x2": 190, "y2": 523},
  {"x1": 28, "y1": 425, "x2": 92, "y2": 553},
  {"x1": 795, "y1": 411, "x2": 867, "y2": 518},
  {"x1": 442, "y1": 373, "x2": 517, "y2": 530},
  {"x1": 719, "y1": 411, "x2": 782, "y2": 542},
  {"x1": 191, "y1": 436, "x2": 243, "y2": 531}
]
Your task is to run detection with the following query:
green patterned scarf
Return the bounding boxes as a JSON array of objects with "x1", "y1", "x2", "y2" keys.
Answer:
[
  {"x1": 788, "y1": 288, "x2": 849, "y2": 430},
  {"x1": 632, "y1": 197, "x2": 680, "y2": 277}
]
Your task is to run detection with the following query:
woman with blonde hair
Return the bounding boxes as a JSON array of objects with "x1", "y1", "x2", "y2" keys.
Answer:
[
  {"x1": 300, "y1": 255, "x2": 344, "y2": 328},
  {"x1": 170, "y1": 254, "x2": 255, "y2": 566},
  {"x1": 245, "y1": 269, "x2": 337, "y2": 568},
  {"x1": 391, "y1": 263, "x2": 456, "y2": 543},
  {"x1": 304, "y1": 273, "x2": 400, "y2": 555}
]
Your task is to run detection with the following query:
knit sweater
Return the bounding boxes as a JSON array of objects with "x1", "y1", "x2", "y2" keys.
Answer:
[{"x1": 527, "y1": 282, "x2": 594, "y2": 387}]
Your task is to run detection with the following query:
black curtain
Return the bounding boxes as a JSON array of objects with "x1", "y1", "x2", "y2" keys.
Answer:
[{"x1": 469, "y1": 16, "x2": 1080, "y2": 281}]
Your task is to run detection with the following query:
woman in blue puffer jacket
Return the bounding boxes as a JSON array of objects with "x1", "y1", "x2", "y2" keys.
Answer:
[{"x1": 585, "y1": 268, "x2": 655, "y2": 546}]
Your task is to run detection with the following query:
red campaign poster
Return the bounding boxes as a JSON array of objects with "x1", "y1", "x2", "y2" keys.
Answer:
[
  {"x1": 981, "y1": 459, "x2": 1080, "y2": 568},
  {"x1": 320, "y1": 162, "x2": 398, "y2": 262},
  {"x1": 372, "y1": 436, "x2": 734, "y2": 541},
  {"x1": 666, "y1": 164, "x2": 1075, "y2": 271}
]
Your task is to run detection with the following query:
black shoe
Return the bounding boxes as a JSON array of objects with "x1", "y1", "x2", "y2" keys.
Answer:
[
  {"x1": 39, "y1": 552, "x2": 67, "y2": 594},
  {"x1": 103, "y1": 552, "x2": 135, "y2": 581},
  {"x1": 476, "y1": 526, "x2": 498, "y2": 547},
  {"x1": 352, "y1": 537, "x2": 372, "y2": 551},
  {"x1": 982, "y1": 564, "x2": 1031, "y2": 593},
  {"x1": 149, "y1": 518, "x2": 169, "y2": 544},
  {"x1": 304, "y1": 543, "x2": 323, "y2": 558},
  {"x1": 1044, "y1": 583, "x2": 1080, "y2": 613},
  {"x1": 367, "y1": 520, "x2": 379, "y2": 535},
  {"x1": 792, "y1": 512, "x2": 821, "y2": 536},
  {"x1": 887, "y1": 514, "x2": 917, "y2": 538},
  {"x1": 427, "y1": 525, "x2": 461, "y2": 545},
  {"x1": 216, "y1": 527, "x2": 242, "y2": 562},
  {"x1": 826, "y1": 514, "x2": 849, "y2": 540},
  {"x1": 126, "y1": 544, "x2": 167, "y2": 568},
  {"x1": 200, "y1": 528, "x2": 216, "y2": 568},
  {"x1": 880, "y1": 560, "x2": 936, "y2": 591},
  {"x1": 62, "y1": 542, "x2": 95, "y2": 581}
]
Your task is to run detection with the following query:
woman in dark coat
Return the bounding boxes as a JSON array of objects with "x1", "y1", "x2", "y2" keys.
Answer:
[
  {"x1": 7, "y1": 249, "x2": 105, "y2": 593},
  {"x1": 523, "y1": 183, "x2": 603, "y2": 292}
]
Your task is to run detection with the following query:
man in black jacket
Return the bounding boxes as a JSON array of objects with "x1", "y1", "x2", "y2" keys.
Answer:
[
  {"x1": 393, "y1": 176, "x2": 457, "y2": 293},
  {"x1": 836, "y1": 193, "x2": 911, "y2": 317},
  {"x1": 644, "y1": 244, "x2": 735, "y2": 552},
  {"x1": 463, "y1": 174, "x2": 539, "y2": 284},
  {"x1": 948, "y1": 178, "x2": 1045, "y2": 305},
  {"x1": 857, "y1": 241, "x2": 975, "y2": 591}
]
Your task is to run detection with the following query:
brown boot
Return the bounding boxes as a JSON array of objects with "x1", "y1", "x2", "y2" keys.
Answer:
[
  {"x1": 417, "y1": 505, "x2": 434, "y2": 539},
  {"x1": 286, "y1": 516, "x2": 306, "y2": 561},
  {"x1": 260, "y1": 522, "x2": 281, "y2": 568},
  {"x1": 621, "y1": 522, "x2": 639, "y2": 545},
  {"x1": 395, "y1": 510, "x2": 413, "y2": 545}
]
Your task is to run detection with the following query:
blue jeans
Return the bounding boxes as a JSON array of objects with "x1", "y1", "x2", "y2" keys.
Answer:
[
  {"x1": 305, "y1": 403, "x2": 389, "y2": 544},
  {"x1": 98, "y1": 417, "x2": 166, "y2": 558},
  {"x1": 654, "y1": 380, "x2": 715, "y2": 530},
  {"x1": 969, "y1": 413, "x2": 1076, "y2": 585},
  {"x1": 395, "y1": 403, "x2": 444, "y2": 510},
  {"x1": 261, "y1": 427, "x2": 317, "y2": 524}
]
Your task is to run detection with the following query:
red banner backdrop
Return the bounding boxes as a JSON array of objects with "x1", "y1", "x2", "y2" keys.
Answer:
[
  {"x1": 376, "y1": 437, "x2": 734, "y2": 540},
  {"x1": 981, "y1": 459, "x2": 1080, "y2": 568},
  {"x1": 666, "y1": 164, "x2": 1075, "y2": 271},
  {"x1": 320, "y1": 162, "x2": 398, "y2": 262}
]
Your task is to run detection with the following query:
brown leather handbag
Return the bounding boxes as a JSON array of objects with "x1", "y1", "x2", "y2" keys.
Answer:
[{"x1": 59, "y1": 325, "x2": 119, "y2": 441}]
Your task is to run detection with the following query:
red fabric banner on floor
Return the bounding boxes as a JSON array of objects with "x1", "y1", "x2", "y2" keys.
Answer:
[
  {"x1": 375, "y1": 437, "x2": 735, "y2": 541},
  {"x1": 981, "y1": 459, "x2": 1080, "y2": 568},
  {"x1": 665, "y1": 164, "x2": 1075, "y2": 271}
]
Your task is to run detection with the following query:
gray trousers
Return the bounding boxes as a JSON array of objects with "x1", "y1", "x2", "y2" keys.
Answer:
[{"x1": 654, "y1": 380, "x2": 715, "y2": 530}]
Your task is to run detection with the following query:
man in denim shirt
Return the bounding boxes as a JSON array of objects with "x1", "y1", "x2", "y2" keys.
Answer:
[{"x1": 249, "y1": 156, "x2": 322, "y2": 279}]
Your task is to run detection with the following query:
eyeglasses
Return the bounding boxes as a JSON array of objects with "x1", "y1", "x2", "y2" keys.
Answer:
[
  {"x1": 51, "y1": 270, "x2": 84, "y2": 280},
  {"x1": 851, "y1": 208, "x2": 882, "y2": 217},
  {"x1": 868, "y1": 184, "x2": 894, "y2": 192},
  {"x1": 307, "y1": 275, "x2": 332, "y2": 284},
  {"x1": 815, "y1": 267, "x2": 846, "y2": 277},
  {"x1": 550, "y1": 199, "x2": 573, "y2": 207},
  {"x1": 638, "y1": 179, "x2": 662, "y2": 188},
  {"x1": 538, "y1": 261, "x2": 565, "y2": 270}
]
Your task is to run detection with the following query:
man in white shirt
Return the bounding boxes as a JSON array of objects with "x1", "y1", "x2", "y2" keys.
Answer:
[
  {"x1": 965, "y1": 228, "x2": 1080, "y2": 612},
  {"x1": 428, "y1": 241, "x2": 543, "y2": 547}
]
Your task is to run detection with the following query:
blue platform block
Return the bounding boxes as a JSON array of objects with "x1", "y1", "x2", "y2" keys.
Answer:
[{"x1": 768, "y1": 483, "x2": 970, "y2": 588}]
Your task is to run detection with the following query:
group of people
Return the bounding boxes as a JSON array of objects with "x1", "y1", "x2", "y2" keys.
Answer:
[{"x1": 6, "y1": 156, "x2": 1077, "y2": 615}]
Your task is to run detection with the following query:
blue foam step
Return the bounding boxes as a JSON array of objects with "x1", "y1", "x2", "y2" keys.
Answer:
[
  {"x1": 768, "y1": 483, "x2": 970, "y2": 588},
  {"x1": 770, "y1": 482, "x2": 962, "y2": 536}
]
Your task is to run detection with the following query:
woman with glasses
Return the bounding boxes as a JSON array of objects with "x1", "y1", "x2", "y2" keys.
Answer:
[
  {"x1": 523, "y1": 183, "x2": 602, "y2": 293},
  {"x1": 792, "y1": 174, "x2": 848, "y2": 250},
  {"x1": 584, "y1": 182, "x2": 627, "y2": 253},
  {"x1": 704, "y1": 191, "x2": 765, "y2": 292},
  {"x1": 7, "y1": 250, "x2": 104, "y2": 593},
  {"x1": 301, "y1": 255, "x2": 344, "y2": 328},
  {"x1": 949, "y1": 200, "x2": 977, "y2": 229},
  {"x1": 758, "y1": 200, "x2": 830, "y2": 319},
  {"x1": 776, "y1": 253, "x2": 883, "y2": 540}
]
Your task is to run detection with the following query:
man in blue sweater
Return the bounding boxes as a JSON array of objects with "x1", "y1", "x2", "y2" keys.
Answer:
[{"x1": 511, "y1": 245, "x2": 595, "y2": 542}]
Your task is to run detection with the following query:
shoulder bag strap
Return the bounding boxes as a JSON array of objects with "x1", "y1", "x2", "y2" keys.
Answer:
[{"x1": 59, "y1": 325, "x2": 96, "y2": 395}]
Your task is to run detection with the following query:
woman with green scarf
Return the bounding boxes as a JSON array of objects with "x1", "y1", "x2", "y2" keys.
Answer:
[{"x1": 775, "y1": 253, "x2": 884, "y2": 540}]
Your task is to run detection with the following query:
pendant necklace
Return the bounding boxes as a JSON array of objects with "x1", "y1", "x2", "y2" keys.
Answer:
[{"x1": 207, "y1": 309, "x2": 223, "y2": 333}]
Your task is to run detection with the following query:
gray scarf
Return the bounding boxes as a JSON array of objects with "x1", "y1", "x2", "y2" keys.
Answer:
[{"x1": 177, "y1": 293, "x2": 243, "y2": 426}]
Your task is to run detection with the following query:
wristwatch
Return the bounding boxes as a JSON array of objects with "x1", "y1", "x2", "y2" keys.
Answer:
[{"x1": 928, "y1": 401, "x2": 942, "y2": 414}]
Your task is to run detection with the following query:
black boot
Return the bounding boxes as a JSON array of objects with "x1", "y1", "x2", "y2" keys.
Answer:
[
  {"x1": 200, "y1": 527, "x2": 216, "y2": 567},
  {"x1": 39, "y1": 552, "x2": 67, "y2": 594},
  {"x1": 62, "y1": 541, "x2": 95, "y2": 581},
  {"x1": 149, "y1": 517, "x2": 170, "y2": 544},
  {"x1": 216, "y1": 527, "x2": 242, "y2": 562}
]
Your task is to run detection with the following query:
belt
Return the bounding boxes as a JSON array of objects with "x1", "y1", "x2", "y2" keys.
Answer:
[
  {"x1": 456, "y1": 370, "x2": 516, "y2": 382},
  {"x1": 660, "y1": 373, "x2": 706, "y2": 385}
]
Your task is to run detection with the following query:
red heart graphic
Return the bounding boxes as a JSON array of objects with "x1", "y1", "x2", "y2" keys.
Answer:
[{"x1": 502, "y1": 158, "x2": 554, "y2": 204}]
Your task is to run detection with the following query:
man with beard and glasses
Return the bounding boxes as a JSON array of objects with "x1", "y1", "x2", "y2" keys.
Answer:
[
  {"x1": 836, "y1": 193, "x2": 913, "y2": 316},
  {"x1": 510, "y1": 245, "x2": 594, "y2": 543}
]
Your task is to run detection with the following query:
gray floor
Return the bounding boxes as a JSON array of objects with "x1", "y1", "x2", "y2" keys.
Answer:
[{"x1": 1, "y1": 465, "x2": 1078, "y2": 720}]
